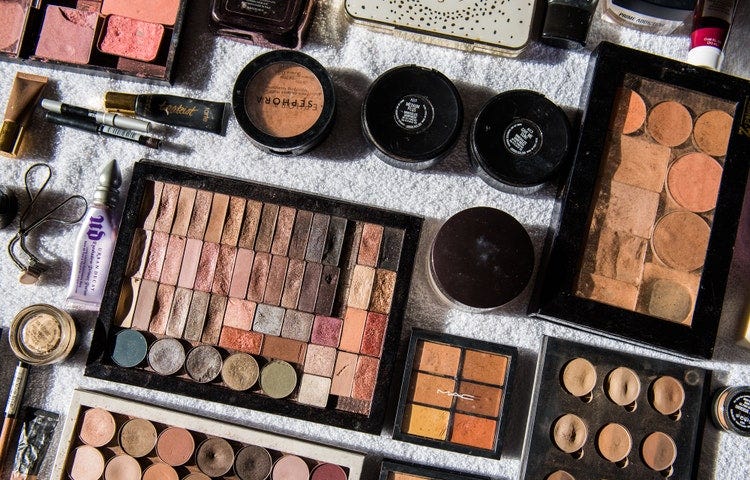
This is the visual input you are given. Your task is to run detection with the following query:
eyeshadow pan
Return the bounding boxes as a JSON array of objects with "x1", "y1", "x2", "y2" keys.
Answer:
[
  {"x1": 304, "y1": 344, "x2": 336, "y2": 377},
  {"x1": 69, "y1": 445, "x2": 105, "y2": 480},
  {"x1": 693, "y1": 109, "x2": 732, "y2": 156},
  {"x1": 205, "y1": 194, "x2": 230, "y2": 244},
  {"x1": 184, "y1": 291, "x2": 210, "y2": 341},
  {"x1": 165, "y1": 288, "x2": 195, "y2": 336},
  {"x1": 311, "y1": 316, "x2": 343, "y2": 347},
  {"x1": 272, "y1": 455, "x2": 309, "y2": 480},
  {"x1": 298, "y1": 374, "x2": 332, "y2": 408},
  {"x1": 347, "y1": 265, "x2": 375, "y2": 310},
  {"x1": 101, "y1": 0, "x2": 181, "y2": 25},
  {"x1": 35, "y1": 6, "x2": 98, "y2": 65},
  {"x1": 185, "y1": 345, "x2": 223, "y2": 383},
  {"x1": 271, "y1": 206, "x2": 296, "y2": 255},
  {"x1": 281, "y1": 310, "x2": 314, "y2": 341},
  {"x1": 255, "y1": 203, "x2": 280, "y2": 252},
  {"x1": 450, "y1": 413, "x2": 496, "y2": 450},
  {"x1": 410, "y1": 372, "x2": 455, "y2": 409},
  {"x1": 456, "y1": 382, "x2": 503, "y2": 417},
  {"x1": 463, "y1": 350, "x2": 507, "y2": 386},
  {"x1": 352, "y1": 355, "x2": 379, "y2": 400},
  {"x1": 196, "y1": 438, "x2": 234, "y2": 477},
  {"x1": 288, "y1": 210, "x2": 313, "y2": 259},
  {"x1": 99, "y1": 15, "x2": 165, "y2": 62},
  {"x1": 641, "y1": 431, "x2": 676, "y2": 472},
  {"x1": 142, "y1": 464, "x2": 179, "y2": 480},
  {"x1": 120, "y1": 418, "x2": 157, "y2": 458},
  {"x1": 314, "y1": 265, "x2": 340, "y2": 315},
  {"x1": 597, "y1": 423, "x2": 631, "y2": 463},
  {"x1": 650, "y1": 376, "x2": 685, "y2": 416},
  {"x1": 306, "y1": 213, "x2": 330, "y2": 262},
  {"x1": 223, "y1": 298, "x2": 256, "y2": 330},
  {"x1": 280, "y1": 258, "x2": 305, "y2": 309},
  {"x1": 0, "y1": 0, "x2": 28, "y2": 55},
  {"x1": 561, "y1": 357, "x2": 597, "y2": 399},
  {"x1": 187, "y1": 190, "x2": 213, "y2": 239},
  {"x1": 415, "y1": 341, "x2": 461, "y2": 377},
  {"x1": 647, "y1": 101, "x2": 693, "y2": 147},
  {"x1": 612, "y1": 88, "x2": 646, "y2": 135},
  {"x1": 111, "y1": 329, "x2": 148, "y2": 367},
  {"x1": 238, "y1": 200, "x2": 263, "y2": 249},
  {"x1": 125, "y1": 229, "x2": 152, "y2": 278},
  {"x1": 261, "y1": 336, "x2": 306, "y2": 365},
  {"x1": 666, "y1": 153, "x2": 722, "y2": 213},
  {"x1": 330, "y1": 352, "x2": 357, "y2": 396},
  {"x1": 377, "y1": 227, "x2": 405, "y2": 270},
  {"x1": 104, "y1": 454, "x2": 142, "y2": 480},
  {"x1": 260, "y1": 360, "x2": 298, "y2": 399},
  {"x1": 221, "y1": 196, "x2": 246, "y2": 246},
  {"x1": 613, "y1": 135, "x2": 670, "y2": 193},
  {"x1": 160, "y1": 235, "x2": 186, "y2": 286},
  {"x1": 148, "y1": 338, "x2": 185, "y2": 376},
  {"x1": 322, "y1": 216, "x2": 347, "y2": 266},
  {"x1": 369, "y1": 269, "x2": 396, "y2": 314},
  {"x1": 154, "y1": 184, "x2": 180, "y2": 232},
  {"x1": 148, "y1": 283, "x2": 175, "y2": 335},
  {"x1": 80, "y1": 408, "x2": 116, "y2": 447},
  {"x1": 143, "y1": 231, "x2": 169, "y2": 281},
  {"x1": 171, "y1": 187, "x2": 197, "y2": 236},
  {"x1": 358, "y1": 223, "x2": 383, "y2": 267},
  {"x1": 651, "y1": 211, "x2": 709, "y2": 271},
  {"x1": 131, "y1": 279, "x2": 159, "y2": 331},
  {"x1": 361, "y1": 312, "x2": 387, "y2": 357},
  {"x1": 156, "y1": 427, "x2": 194, "y2": 466},
  {"x1": 264, "y1": 255, "x2": 289, "y2": 305},
  {"x1": 202, "y1": 294, "x2": 228, "y2": 344},
  {"x1": 177, "y1": 238, "x2": 203, "y2": 289},
  {"x1": 235, "y1": 446, "x2": 272, "y2": 480},
  {"x1": 552, "y1": 413, "x2": 587, "y2": 454},
  {"x1": 339, "y1": 308, "x2": 366, "y2": 352},
  {"x1": 297, "y1": 262, "x2": 323, "y2": 313},
  {"x1": 221, "y1": 352, "x2": 259, "y2": 391},
  {"x1": 229, "y1": 249, "x2": 255, "y2": 298},
  {"x1": 403, "y1": 404, "x2": 449, "y2": 440},
  {"x1": 218, "y1": 327, "x2": 263, "y2": 355},
  {"x1": 254, "y1": 304, "x2": 285, "y2": 336},
  {"x1": 141, "y1": 181, "x2": 164, "y2": 230},
  {"x1": 212, "y1": 245, "x2": 238, "y2": 296},
  {"x1": 194, "y1": 242, "x2": 220, "y2": 292},
  {"x1": 247, "y1": 252, "x2": 271, "y2": 302}
]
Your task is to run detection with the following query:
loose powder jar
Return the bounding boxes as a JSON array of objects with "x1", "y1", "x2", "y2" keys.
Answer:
[
  {"x1": 10, "y1": 304, "x2": 76, "y2": 365},
  {"x1": 469, "y1": 90, "x2": 571, "y2": 194},
  {"x1": 233, "y1": 50, "x2": 336, "y2": 155},
  {"x1": 362, "y1": 65, "x2": 463, "y2": 171}
]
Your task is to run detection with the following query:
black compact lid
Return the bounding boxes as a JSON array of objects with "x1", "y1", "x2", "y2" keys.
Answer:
[
  {"x1": 469, "y1": 90, "x2": 571, "y2": 193},
  {"x1": 0, "y1": 187, "x2": 18, "y2": 229},
  {"x1": 232, "y1": 50, "x2": 336, "y2": 155},
  {"x1": 431, "y1": 207, "x2": 534, "y2": 309},
  {"x1": 541, "y1": 2, "x2": 596, "y2": 48},
  {"x1": 362, "y1": 65, "x2": 463, "y2": 166}
]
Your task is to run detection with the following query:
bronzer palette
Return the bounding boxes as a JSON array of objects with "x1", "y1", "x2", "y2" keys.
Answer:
[
  {"x1": 521, "y1": 336, "x2": 710, "y2": 480},
  {"x1": 51, "y1": 390, "x2": 365, "y2": 480},
  {"x1": 379, "y1": 460, "x2": 491, "y2": 480},
  {"x1": 392, "y1": 329, "x2": 517, "y2": 458},
  {"x1": 86, "y1": 160, "x2": 422, "y2": 433},
  {"x1": 532, "y1": 42, "x2": 750, "y2": 358},
  {"x1": 0, "y1": 0, "x2": 186, "y2": 84}
]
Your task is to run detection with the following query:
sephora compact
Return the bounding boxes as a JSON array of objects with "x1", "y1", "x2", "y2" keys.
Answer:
[
  {"x1": 362, "y1": 65, "x2": 463, "y2": 171},
  {"x1": 233, "y1": 50, "x2": 336, "y2": 155}
]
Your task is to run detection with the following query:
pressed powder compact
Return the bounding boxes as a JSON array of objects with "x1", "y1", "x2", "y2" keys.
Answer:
[
  {"x1": 521, "y1": 336, "x2": 710, "y2": 479},
  {"x1": 10, "y1": 304, "x2": 76, "y2": 365},
  {"x1": 362, "y1": 65, "x2": 463, "y2": 171},
  {"x1": 86, "y1": 160, "x2": 422, "y2": 433},
  {"x1": 233, "y1": 50, "x2": 336, "y2": 155},
  {"x1": 392, "y1": 329, "x2": 517, "y2": 458},
  {"x1": 531, "y1": 42, "x2": 750, "y2": 358},
  {"x1": 51, "y1": 390, "x2": 365, "y2": 480}
]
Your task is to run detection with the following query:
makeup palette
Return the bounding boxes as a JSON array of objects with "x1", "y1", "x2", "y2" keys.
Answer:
[
  {"x1": 392, "y1": 329, "x2": 516, "y2": 458},
  {"x1": 51, "y1": 390, "x2": 365, "y2": 480},
  {"x1": 0, "y1": 0, "x2": 186, "y2": 83},
  {"x1": 532, "y1": 42, "x2": 750, "y2": 358},
  {"x1": 379, "y1": 460, "x2": 491, "y2": 480},
  {"x1": 85, "y1": 160, "x2": 422, "y2": 433},
  {"x1": 521, "y1": 336, "x2": 710, "y2": 480}
]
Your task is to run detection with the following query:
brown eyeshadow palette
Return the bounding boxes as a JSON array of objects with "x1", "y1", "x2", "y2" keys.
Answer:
[
  {"x1": 392, "y1": 329, "x2": 517, "y2": 458},
  {"x1": 532, "y1": 42, "x2": 750, "y2": 358},
  {"x1": 51, "y1": 390, "x2": 365, "y2": 480},
  {"x1": 0, "y1": 0, "x2": 186, "y2": 84},
  {"x1": 379, "y1": 460, "x2": 492, "y2": 480},
  {"x1": 85, "y1": 160, "x2": 423, "y2": 433},
  {"x1": 521, "y1": 336, "x2": 711, "y2": 480}
]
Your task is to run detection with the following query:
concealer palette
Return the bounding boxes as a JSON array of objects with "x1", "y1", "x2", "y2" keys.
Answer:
[
  {"x1": 52, "y1": 390, "x2": 365, "y2": 480},
  {"x1": 532, "y1": 42, "x2": 750, "y2": 358},
  {"x1": 392, "y1": 329, "x2": 517, "y2": 458},
  {"x1": 379, "y1": 460, "x2": 491, "y2": 480},
  {"x1": 85, "y1": 160, "x2": 422, "y2": 433},
  {"x1": 521, "y1": 336, "x2": 710, "y2": 480}
]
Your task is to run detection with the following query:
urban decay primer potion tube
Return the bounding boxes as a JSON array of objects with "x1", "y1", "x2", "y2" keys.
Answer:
[
  {"x1": 0, "y1": 72, "x2": 48, "y2": 157},
  {"x1": 104, "y1": 92, "x2": 229, "y2": 134},
  {"x1": 66, "y1": 160, "x2": 121, "y2": 310},
  {"x1": 688, "y1": 0, "x2": 737, "y2": 69}
]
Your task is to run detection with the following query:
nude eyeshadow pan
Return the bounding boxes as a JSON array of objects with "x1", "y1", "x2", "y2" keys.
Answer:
[
  {"x1": 392, "y1": 329, "x2": 517, "y2": 458},
  {"x1": 53, "y1": 390, "x2": 366, "y2": 480},
  {"x1": 86, "y1": 160, "x2": 422, "y2": 433},
  {"x1": 521, "y1": 336, "x2": 710, "y2": 480}
]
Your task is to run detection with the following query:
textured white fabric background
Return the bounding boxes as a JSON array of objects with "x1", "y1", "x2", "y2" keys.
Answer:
[{"x1": 0, "y1": 1, "x2": 749, "y2": 478}]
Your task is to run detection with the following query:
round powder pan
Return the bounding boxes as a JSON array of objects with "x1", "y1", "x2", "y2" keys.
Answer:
[
  {"x1": 362, "y1": 65, "x2": 463, "y2": 171},
  {"x1": 468, "y1": 90, "x2": 572, "y2": 194},
  {"x1": 233, "y1": 50, "x2": 336, "y2": 156}
]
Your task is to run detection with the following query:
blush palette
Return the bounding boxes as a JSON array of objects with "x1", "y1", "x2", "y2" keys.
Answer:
[
  {"x1": 521, "y1": 336, "x2": 710, "y2": 480},
  {"x1": 51, "y1": 390, "x2": 365, "y2": 480},
  {"x1": 0, "y1": 0, "x2": 186, "y2": 83},
  {"x1": 392, "y1": 329, "x2": 517, "y2": 458},
  {"x1": 85, "y1": 160, "x2": 422, "y2": 433}
]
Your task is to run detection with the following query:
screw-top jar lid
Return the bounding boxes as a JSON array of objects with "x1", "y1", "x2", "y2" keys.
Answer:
[{"x1": 10, "y1": 304, "x2": 76, "y2": 365}]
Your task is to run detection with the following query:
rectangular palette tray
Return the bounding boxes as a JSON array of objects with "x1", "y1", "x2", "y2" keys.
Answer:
[
  {"x1": 85, "y1": 160, "x2": 423, "y2": 433},
  {"x1": 379, "y1": 459, "x2": 492, "y2": 480},
  {"x1": 520, "y1": 336, "x2": 711, "y2": 480},
  {"x1": 51, "y1": 390, "x2": 366, "y2": 479}
]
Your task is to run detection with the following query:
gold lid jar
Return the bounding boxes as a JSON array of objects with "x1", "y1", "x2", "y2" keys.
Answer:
[{"x1": 9, "y1": 304, "x2": 76, "y2": 365}]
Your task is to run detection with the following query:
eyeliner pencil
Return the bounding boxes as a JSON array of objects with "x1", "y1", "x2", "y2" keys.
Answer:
[
  {"x1": 0, "y1": 362, "x2": 28, "y2": 465},
  {"x1": 44, "y1": 111, "x2": 162, "y2": 149}
]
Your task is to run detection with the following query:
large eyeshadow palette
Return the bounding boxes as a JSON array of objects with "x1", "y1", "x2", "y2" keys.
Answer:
[
  {"x1": 52, "y1": 390, "x2": 365, "y2": 480},
  {"x1": 379, "y1": 460, "x2": 492, "y2": 480},
  {"x1": 532, "y1": 42, "x2": 750, "y2": 358},
  {"x1": 392, "y1": 329, "x2": 517, "y2": 458},
  {"x1": 521, "y1": 336, "x2": 711, "y2": 480},
  {"x1": 85, "y1": 160, "x2": 423, "y2": 433},
  {"x1": 0, "y1": 0, "x2": 186, "y2": 83}
]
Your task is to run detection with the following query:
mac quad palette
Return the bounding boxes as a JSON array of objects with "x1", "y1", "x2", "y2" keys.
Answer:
[
  {"x1": 531, "y1": 42, "x2": 750, "y2": 358},
  {"x1": 392, "y1": 329, "x2": 517, "y2": 458},
  {"x1": 52, "y1": 390, "x2": 365, "y2": 480},
  {"x1": 379, "y1": 460, "x2": 491, "y2": 480},
  {"x1": 85, "y1": 160, "x2": 422, "y2": 433},
  {"x1": 521, "y1": 336, "x2": 711, "y2": 480}
]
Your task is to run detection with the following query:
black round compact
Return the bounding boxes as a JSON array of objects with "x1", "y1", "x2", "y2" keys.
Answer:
[
  {"x1": 429, "y1": 207, "x2": 534, "y2": 311},
  {"x1": 362, "y1": 65, "x2": 463, "y2": 171},
  {"x1": 469, "y1": 90, "x2": 571, "y2": 194},
  {"x1": 0, "y1": 187, "x2": 18, "y2": 229},
  {"x1": 233, "y1": 50, "x2": 336, "y2": 155}
]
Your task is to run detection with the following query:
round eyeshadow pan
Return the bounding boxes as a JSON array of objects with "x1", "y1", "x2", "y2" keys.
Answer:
[
  {"x1": 104, "y1": 454, "x2": 141, "y2": 480},
  {"x1": 618, "y1": 88, "x2": 647, "y2": 134},
  {"x1": 148, "y1": 337, "x2": 186, "y2": 376},
  {"x1": 68, "y1": 445, "x2": 105, "y2": 480},
  {"x1": 650, "y1": 376, "x2": 685, "y2": 416},
  {"x1": 651, "y1": 211, "x2": 710, "y2": 272},
  {"x1": 183, "y1": 475, "x2": 211, "y2": 480},
  {"x1": 596, "y1": 423, "x2": 632, "y2": 463},
  {"x1": 546, "y1": 471, "x2": 575, "y2": 480},
  {"x1": 647, "y1": 101, "x2": 693, "y2": 147},
  {"x1": 234, "y1": 445, "x2": 273, "y2": 480},
  {"x1": 156, "y1": 426, "x2": 194, "y2": 466},
  {"x1": 79, "y1": 407, "x2": 116, "y2": 447},
  {"x1": 605, "y1": 367, "x2": 641, "y2": 407},
  {"x1": 142, "y1": 463, "x2": 179, "y2": 480},
  {"x1": 645, "y1": 278, "x2": 694, "y2": 324},
  {"x1": 260, "y1": 360, "x2": 298, "y2": 399},
  {"x1": 561, "y1": 357, "x2": 597, "y2": 398},
  {"x1": 272, "y1": 455, "x2": 309, "y2": 480},
  {"x1": 693, "y1": 109, "x2": 733, "y2": 156},
  {"x1": 186, "y1": 345, "x2": 223, "y2": 383},
  {"x1": 641, "y1": 431, "x2": 677, "y2": 472},
  {"x1": 310, "y1": 463, "x2": 347, "y2": 480},
  {"x1": 119, "y1": 418, "x2": 157, "y2": 458},
  {"x1": 111, "y1": 329, "x2": 148, "y2": 368},
  {"x1": 197, "y1": 437, "x2": 235, "y2": 477},
  {"x1": 666, "y1": 153, "x2": 722, "y2": 213},
  {"x1": 222, "y1": 353, "x2": 260, "y2": 391},
  {"x1": 552, "y1": 413, "x2": 587, "y2": 454}
]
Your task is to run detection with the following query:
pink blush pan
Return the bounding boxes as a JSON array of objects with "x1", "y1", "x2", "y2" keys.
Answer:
[
  {"x1": 99, "y1": 15, "x2": 164, "y2": 62},
  {"x1": 34, "y1": 6, "x2": 99, "y2": 65}
]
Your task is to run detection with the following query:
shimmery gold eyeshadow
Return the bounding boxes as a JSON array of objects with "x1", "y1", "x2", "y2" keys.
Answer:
[
  {"x1": 462, "y1": 350, "x2": 507, "y2": 386},
  {"x1": 403, "y1": 404, "x2": 449, "y2": 440},
  {"x1": 171, "y1": 187, "x2": 196, "y2": 236},
  {"x1": 450, "y1": 413, "x2": 496, "y2": 449},
  {"x1": 415, "y1": 341, "x2": 461, "y2": 377},
  {"x1": 221, "y1": 196, "x2": 246, "y2": 246},
  {"x1": 154, "y1": 183, "x2": 179, "y2": 233},
  {"x1": 187, "y1": 190, "x2": 213, "y2": 239},
  {"x1": 410, "y1": 372, "x2": 455, "y2": 409},
  {"x1": 204, "y1": 193, "x2": 229, "y2": 243}
]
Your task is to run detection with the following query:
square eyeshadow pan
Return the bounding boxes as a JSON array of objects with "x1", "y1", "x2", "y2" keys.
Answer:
[
  {"x1": 521, "y1": 336, "x2": 711, "y2": 480},
  {"x1": 392, "y1": 328, "x2": 517, "y2": 458},
  {"x1": 85, "y1": 160, "x2": 422, "y2": 433}
]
